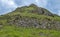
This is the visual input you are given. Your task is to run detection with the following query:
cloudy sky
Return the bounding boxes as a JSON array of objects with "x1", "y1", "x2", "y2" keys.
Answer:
[{"x1": 0, "y1": 0, "x2": 60, "y2": 15}]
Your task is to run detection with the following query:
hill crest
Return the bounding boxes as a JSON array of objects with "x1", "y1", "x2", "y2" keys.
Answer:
[{"x1": 13, "y1": 4, "x2": 54, "y2": 17}]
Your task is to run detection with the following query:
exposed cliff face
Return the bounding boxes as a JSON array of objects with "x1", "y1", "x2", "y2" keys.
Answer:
[
  {"x1": 0, "y1": 4, "x2": 60, "y2": 30},
  {"x1": 8, "y1": 14, "x2": 60, "y2": 30}
]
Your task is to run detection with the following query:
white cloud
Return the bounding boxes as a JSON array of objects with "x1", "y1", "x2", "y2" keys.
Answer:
[
  {"x1": 35, "y1": 0, "x2": 39, "y2": 4},
  {"x1": 47, "y1": 0, "x2": 60, "y2": 16},
  {"x1": 1, "y1": 0, "x2": 17, "y2": 8},
  {"x1": 57, "y1": 10, "x2": 60, "y2": 16},
  {"x1": 35, "y1": 0, "x2": 48, "y2": 7},
  {"x1": 0, "y1": 0, "x2": 18, "y2": 15}
]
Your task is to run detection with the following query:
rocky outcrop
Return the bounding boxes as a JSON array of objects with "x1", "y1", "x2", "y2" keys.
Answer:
[{"x1": 8, "y1": 15, "x2": 60, "y2": 30}]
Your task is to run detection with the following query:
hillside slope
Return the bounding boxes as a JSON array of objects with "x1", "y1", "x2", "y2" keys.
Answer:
[
  {"x1": 0, "y1": 4, "x2": 60, "y2": 30},
  {"x1": 0, "y1": 4, "x2": 60, "y2": 37}
]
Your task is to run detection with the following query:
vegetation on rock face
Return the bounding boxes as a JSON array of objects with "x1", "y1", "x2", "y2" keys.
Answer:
[{"x1": 0, "y1": 4, "x2": 60, "y2": 37}]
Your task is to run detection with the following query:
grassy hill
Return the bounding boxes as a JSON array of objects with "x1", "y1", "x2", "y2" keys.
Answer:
[{"x1": 0, "y1": 4, "x2": 60, "y2": 37}]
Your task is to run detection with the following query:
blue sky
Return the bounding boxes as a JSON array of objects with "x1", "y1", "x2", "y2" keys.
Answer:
[{"x1": 0, "y1": 0, "x2": 60, "y2": 15}]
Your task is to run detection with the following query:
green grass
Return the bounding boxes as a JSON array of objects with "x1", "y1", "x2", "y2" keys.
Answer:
[{"x1": 0, "y1": 26, "x2": 60, "y2": 37}]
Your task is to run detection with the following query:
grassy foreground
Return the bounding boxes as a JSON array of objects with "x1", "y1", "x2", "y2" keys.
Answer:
[{"x1": 0, "y1": 26, "x2": 60, "y2": 37}]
